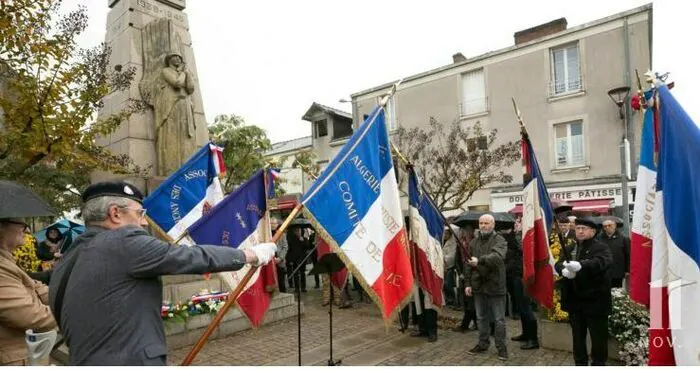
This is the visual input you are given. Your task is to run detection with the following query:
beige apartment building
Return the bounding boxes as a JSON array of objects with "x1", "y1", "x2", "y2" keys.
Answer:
[{"x1": 347, "y1": 4, "x2": 652, "y2": 220}]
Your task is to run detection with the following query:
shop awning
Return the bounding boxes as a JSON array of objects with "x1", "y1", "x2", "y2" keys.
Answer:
[{"x1": 508, "y1": 199, "x2": 612, "y2": 214}]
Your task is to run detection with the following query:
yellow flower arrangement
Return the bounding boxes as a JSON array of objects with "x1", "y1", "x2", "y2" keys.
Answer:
[
  {"x1": 12, "y1": 234, "x2": 40, "y2": 273},
  {"x1": 544, "y1": 232, "x2": 573, "y2": 322}
]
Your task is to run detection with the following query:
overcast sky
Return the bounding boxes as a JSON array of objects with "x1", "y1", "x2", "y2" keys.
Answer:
[{"x1": 62, "y1": 0, "x2": 697, "y2": 142}]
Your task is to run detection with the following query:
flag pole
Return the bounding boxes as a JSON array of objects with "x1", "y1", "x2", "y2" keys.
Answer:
[
  {"x1": 390, "y1": 142, "x2": 470, "y2": 260},
  {"x1": 511, "y1": 97, "x2": 571, "y2": 262},
  {"x1": 181, "y1": 203, "x2": 304, "y2": 366}
]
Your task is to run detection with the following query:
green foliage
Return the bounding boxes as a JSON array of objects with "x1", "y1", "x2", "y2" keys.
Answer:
[
  {"x1": 0, "y1": 0, "x2": 147, "y2": 212},
  {"x1": 393, "y1": 118, "x2": 521, "y2": 211},
  {"x1": 208, "y1": 114, "x2": 273, "y2": 192}
]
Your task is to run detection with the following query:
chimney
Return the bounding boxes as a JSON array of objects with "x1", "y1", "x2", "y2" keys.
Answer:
[
  {"x1": 452, "y1": 52, "x2": 467, "y2": 64},
  {"x1": 514, "y1": 18, "x2": 567, "y2": 45}
]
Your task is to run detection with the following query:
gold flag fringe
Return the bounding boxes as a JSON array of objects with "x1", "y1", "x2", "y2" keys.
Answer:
[{"x1": 302, "y1": 207, "x2": 414, "y2": 330}]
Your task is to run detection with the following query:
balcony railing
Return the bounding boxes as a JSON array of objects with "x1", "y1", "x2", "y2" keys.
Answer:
[{"x1": 549, "y1": 77, "x2": 583, "y2": 97}]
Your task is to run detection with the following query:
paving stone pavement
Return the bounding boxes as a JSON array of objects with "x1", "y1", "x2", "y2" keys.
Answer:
[{"x1": 168, "y1": 280, "x2": 592, "y2": 366}]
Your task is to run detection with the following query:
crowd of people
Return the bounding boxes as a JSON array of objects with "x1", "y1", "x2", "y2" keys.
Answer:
[{"x1": 0, "y1": 177, "x2": 631, "y2": 365}]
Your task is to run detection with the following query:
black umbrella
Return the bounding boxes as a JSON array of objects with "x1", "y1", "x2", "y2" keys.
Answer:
[
  {"x1": 493, "y1": 212, "x2": 516, "y2": 230},
  {"x1": 289, "y1": 218, "x2": 313, "y2": 229},
  {"x1": 451, "y1": 211, "x2": 486, "y2": 228},
  {"x1": 452, "y1": 211, "x2": 515, "y2": 230},
  {"x1": 0, "y1": 180, "x2": 54, "y2": 219},
  {"x1": 594, "y1": 216, "x2": 624, "y2": 228}
]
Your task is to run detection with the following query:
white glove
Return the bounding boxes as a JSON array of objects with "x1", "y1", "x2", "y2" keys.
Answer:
[
  {"x1": 468, "y1": 256, "x2": 478, "y2": 266},
  {"x1": 250, "y1": 242, "x2": 277, "y2": 266},
  {"x1": 561, "y1": 268, "x2": 577, "y2": 279},
  {"x1": 564, "y1": 261, "x2": 582, "y2": 273}
]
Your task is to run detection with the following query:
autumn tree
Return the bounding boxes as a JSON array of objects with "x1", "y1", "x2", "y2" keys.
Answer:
[
  {"x1": 393, "y1": 117, "x2": 521, "y2": 211},
  {"x1": 0, "y1": 1, "x2": 146, "y2": 212},
  {"x1": 208, "y1": 113, "x2": 275, "y2": 192}
]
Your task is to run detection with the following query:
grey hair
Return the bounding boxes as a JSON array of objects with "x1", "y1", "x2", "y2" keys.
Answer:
[{"x1": 81, "y1": 196, "x2": 132, "y2": 225}]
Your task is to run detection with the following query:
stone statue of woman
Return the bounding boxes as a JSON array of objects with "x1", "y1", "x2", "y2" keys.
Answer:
[{"x1": 152, "y1": 53, "x2": 198, "y2": 176}]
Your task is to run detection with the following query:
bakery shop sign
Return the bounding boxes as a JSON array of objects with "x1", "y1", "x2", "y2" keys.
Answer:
[{"x1": 506, "y1": 188, "x2": 623, "y2": 204}]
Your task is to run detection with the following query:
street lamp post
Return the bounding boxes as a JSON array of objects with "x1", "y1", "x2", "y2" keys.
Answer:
[{"x1": 607, "y1": 86, "x2": 632, "y2": 234}]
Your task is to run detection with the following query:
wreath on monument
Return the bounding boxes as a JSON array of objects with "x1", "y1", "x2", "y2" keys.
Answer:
[{"x1": 162, "y1": 289, "x2": 229, "y2": 323}]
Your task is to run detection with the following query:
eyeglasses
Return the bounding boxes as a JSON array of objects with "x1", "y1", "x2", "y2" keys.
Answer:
[
  {"x1": 118, "y1": 206, "x2": 147, "y2": 219},
  {"x1": 2, "y1": 220, "x2": 30, "y2": 232}
]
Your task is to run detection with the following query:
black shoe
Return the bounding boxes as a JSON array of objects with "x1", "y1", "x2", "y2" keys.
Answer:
[
  {"x1": 468, "y1": 344, "x2": 488, "y2": 355},
  {"x1": 427, "y1": 333, "x2": 437, "y2": 343},
  {"x1": 511, "y1": 333, "x2": 526, "y2": 342},
  {"x1": 498, "y1": 349, "x2": 508, "y2": 361},
  {"x1": 512, "y1": 314, "x2": 521, "y2": 320},
  {"x1": 520, "y1": 340, "x2": 540, "y2": 350},
  {"x1": 454, "y1": 325, "x2": 469, "y2": 333}
]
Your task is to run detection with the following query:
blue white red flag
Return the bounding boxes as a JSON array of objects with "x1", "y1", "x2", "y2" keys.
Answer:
[
  {"x1": 301, "y1": 106, "x2": 413, "y2": 322},
  {"x1": 407, "y1": 167, "x2": 445, "y2": 308},
  {"x1": 185, "y1": 170, "x2": 276, "y2": 327},
  {"x1": 651, "y1": 84, "x2": 700, "y2": 365},
  {"x1": 520, "y1": 133, "x2": 555, "y2": 309},
  {"x1": 630, "y1": 89, "x2": 657, "y2": 307},
  {"x1": 143, "y1": 143, "x2": 225, "y2": 242}
]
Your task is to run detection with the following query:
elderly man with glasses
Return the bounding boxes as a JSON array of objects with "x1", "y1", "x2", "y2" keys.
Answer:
[
  {"x1": 48, "y1": 181, "x2": 277, "y2": 365},
  {"x1": 599, "y1": 218, "x2": 630, "y2": 288},
  {"x1": 555, "y1": 217, "x2": 613, "y2": 366}
]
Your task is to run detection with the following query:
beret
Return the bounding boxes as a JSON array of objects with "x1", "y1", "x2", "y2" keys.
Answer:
[
  {"x1": 575, "y1": 216, "x2": 599, "y2": 229},
  {"x1": 82, "y1": 181, "x2": 144, "y2": 204}
]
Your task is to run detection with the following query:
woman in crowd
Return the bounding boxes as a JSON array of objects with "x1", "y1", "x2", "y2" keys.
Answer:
[{"x1": 0, "y1": 218, "x2": 57, "y2": 365}]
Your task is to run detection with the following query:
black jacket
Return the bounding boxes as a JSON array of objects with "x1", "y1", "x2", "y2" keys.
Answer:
[
  {"x1": 598, "y1": 230, "x2": 630, "y2": 280},
  {"x1": 503, "y1": 232, "x2": 523, "y2": 278},
  {"x1": 463, "y1": 231, "x2": 507, "y2": 296},
  {"x1": 555, "y1": 236, "x2": 613, "y2": 316},
  {"x1": 286, "y1": 232, "x2": 309, "y2": 263}
]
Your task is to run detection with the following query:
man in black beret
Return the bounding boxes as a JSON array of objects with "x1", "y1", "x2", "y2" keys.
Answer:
[
  {"x1": 49, "y1": 180, "x2": 277, "y2": 365},
  {"x1": 555, "y1": 216, "x2": 613, "y2": 366}
]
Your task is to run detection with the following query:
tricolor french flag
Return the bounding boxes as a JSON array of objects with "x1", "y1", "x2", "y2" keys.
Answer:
[
  {"x1": 520, "y1": 132, "x2": 555, "y2": 309},
  {"x1": 185, "y1": 170, "x2": 276, "y2": 327},
  {"x1": 629, "y1": 89, "x2": 656, "y2": 307},
  {"x1": 407, "y1": 166, "x2": 445, "y2": 308},
  {"x1": 301, "y1": 106, "x2": 413, "y2": 322},
  {"x1": 144, "y1": 142, "x2": 226, "y2": 242},
  {"x1": 651, "y1": 84, "x2": 700, "y2": 366}
]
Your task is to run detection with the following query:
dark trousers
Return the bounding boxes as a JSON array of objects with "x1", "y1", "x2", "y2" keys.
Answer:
[
  {"x1": 415, "y1": 289, "x2": 438, "y2": 338},
  {"x1": 512, "y1": 275, "x2": 538, "y2": 341},
  {"x1": 506, "y1": 274, "x2": 521, "y2": 317},
  {"x1": 611, "y1": 277, "x2": 624, "y2": 288},
  {"x1": 276, "y1": 264, "x2": 287, "y2": 293},
  {"x1": 309, "y1": 251, "x2": 320, "y2": 288},
  {"x1": 443, "y1": 268, "x2": 457, "y2": 306},
  {"x1": 459, "y1": 278, "x2": 477, "y2": 329},
  {"x1": 569, "y1": 312, "x2": 608, "y2": 366},
  {"x1": 287, "y1": 260, "x2": 306, "y2": 291}
]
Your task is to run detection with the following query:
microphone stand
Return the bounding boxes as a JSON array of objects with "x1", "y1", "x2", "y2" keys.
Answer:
[{"x1": 288, "y1": 244, "x2": 319, "y2": 366}]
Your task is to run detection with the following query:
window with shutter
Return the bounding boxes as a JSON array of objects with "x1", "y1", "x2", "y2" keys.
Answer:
[{"x1": 461, "y1": 69, "x2": 487, "y2": 116}]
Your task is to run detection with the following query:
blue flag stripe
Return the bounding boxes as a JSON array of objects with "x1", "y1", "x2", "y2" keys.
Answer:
[
  {"x1": 639, "y1": 90, "x2": 657, "y2": 170},
  {"x1": 187, "y1": 170, "x2": 266, "y2": 247},
  {"x1": 524, "y1": 138, "x2": 553, "y2": 230},
  {"x1": 302, "y1": 106, "x2": 393, "y2": 246},
  {"x1": 302, "y1": 106, "x2": 384, "y2": 203},
  {"x1": 143, "y1": 143, "x2": 215, "y2": 232},
  {"x1": 408, "y1": 170, "x2": 444, "y2": 242},
  {"x1": 657, "y1": 86, "x2": 700, "y2": 265}
]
